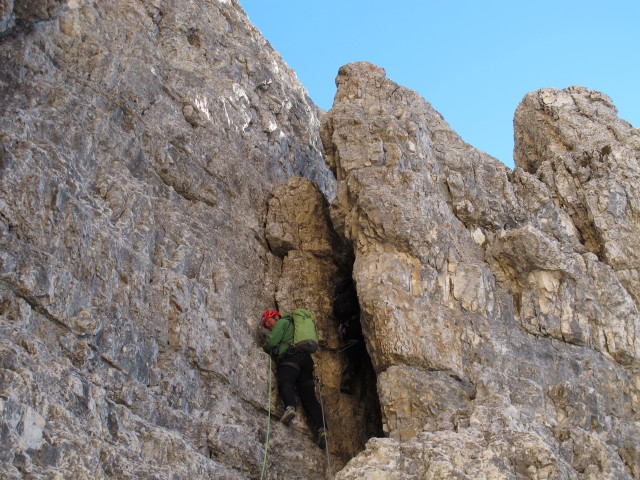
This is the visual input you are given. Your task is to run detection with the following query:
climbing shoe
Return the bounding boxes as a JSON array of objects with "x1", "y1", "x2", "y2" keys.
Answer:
[
  {"x1": 281, "y1": 406, "x2": 296, "y2": 426},
  {"x1": 317, "y1": 427, "x2": 328, "y2": 449}
]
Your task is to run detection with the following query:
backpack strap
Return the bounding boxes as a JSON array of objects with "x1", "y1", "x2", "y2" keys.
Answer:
[{"x1": 272, "y1": 316, "x2": 294, "y2": 358}]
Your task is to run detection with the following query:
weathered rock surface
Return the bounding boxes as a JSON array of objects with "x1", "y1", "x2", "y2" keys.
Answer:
[
  {"x1": 1, "y1": 1, "x2": 639, "y2": 479},
  {"x1": 322, "y1": 62, "x2": 639, "y2": 479},
  {"x1": 265, "y1": 176, "x2": 382, "y2": 468},
  {"x1": 514, "y1": 86, "x2": 640, "y2": 308},
  {"x1": 1, "y1": 1, "x2": 338, "y2": 479},
  {"x1": 1, "y1": 0, "x2": 68, "y2": 32}
]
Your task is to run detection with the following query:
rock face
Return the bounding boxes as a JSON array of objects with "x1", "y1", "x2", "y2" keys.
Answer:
[
  {"x1": 322, "y1": 63, "x2": 639, "y2": 479},
  {"x1": 1, "y1": 2, "x2": 639, "y2": 480},
  {"x1": 514, "y1": 86, "x2": 640, "y2": 309},
  {"x1": 0, "y1": 1, "x2": 339, "y2": 479}
]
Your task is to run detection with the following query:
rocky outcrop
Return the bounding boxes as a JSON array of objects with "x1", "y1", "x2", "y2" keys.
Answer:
[
  {"x1": 322, "y1": 62, "x2": 639, "y2": 479},
  {"x1": 1, "y1": 1, "x2": 639, "y2": 480},
  {"x1": 1, "y1": 1, "x2": 336, "y2": 479},
  {"x1": 514, "y1": 86, "x2": 640, "y2": 308}
]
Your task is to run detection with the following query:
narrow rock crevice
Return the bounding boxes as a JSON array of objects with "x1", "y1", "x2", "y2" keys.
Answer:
[
  {"x1": 263, "y1": 176, "x2": 383, "y2": 470},
  {"x1": 330, "y1": 271, "x2": 383, "y2": 462}
]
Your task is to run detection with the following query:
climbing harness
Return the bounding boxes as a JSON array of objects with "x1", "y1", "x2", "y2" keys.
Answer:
[
  {"x1": 315, "y1": 374, "x2": 333, "y2": 480},
  {"x1": 260, "y1": 357, "x2": 273, "y2": 480}
]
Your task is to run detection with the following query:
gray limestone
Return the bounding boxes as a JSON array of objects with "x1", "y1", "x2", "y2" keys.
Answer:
[
  {"x1": 0, "y1": 1, "x2": 638, "y2": 480},
  {"x1": 322, "y1": 62, "x2": 639, "y2": 479}
]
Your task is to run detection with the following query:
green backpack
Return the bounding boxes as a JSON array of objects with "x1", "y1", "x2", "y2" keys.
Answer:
[{"x1": 283, "y1": 308, "x2": 319, "y2": 353}]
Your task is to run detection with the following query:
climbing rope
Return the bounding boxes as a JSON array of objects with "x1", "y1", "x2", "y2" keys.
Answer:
[
  {"x1": 335, "y1": 338, "x2": 360, "y2": 355},
  {"x1": 315, "y1": 374, "x2": 333, "y2": 480},
  {"x1": 260, "y1": 357, "x2": 273, "y2": 480}
]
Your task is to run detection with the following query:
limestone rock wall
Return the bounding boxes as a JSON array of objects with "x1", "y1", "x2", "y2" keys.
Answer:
[
  {"x1": 514, "y1": 86, "x2": 640, "y2": 307},
  {"x1": 0, "y1": 1, "x2": 336, "y2": 479},
  {"x1": 1, "y1": 0, "x2": 639, "y2": 479},
  {"x1": 322, "y1": 62, "x2": 639, "y2": 479}
]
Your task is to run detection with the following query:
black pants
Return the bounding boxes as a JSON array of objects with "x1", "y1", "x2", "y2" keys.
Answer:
[{"x1": 277, "y1": 349, "x2": 325, "y2": 431}]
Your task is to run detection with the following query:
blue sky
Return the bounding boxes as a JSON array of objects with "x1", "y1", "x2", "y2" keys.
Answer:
[{"x1": 240, "y1": 1, "x2": 639, "y2": 169}]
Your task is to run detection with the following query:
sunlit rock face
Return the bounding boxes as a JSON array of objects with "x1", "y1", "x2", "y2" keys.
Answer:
[
  {"x1": 322, "y1": 62, "x2": 639, "y2": 479},
  {"x1": 0, "y1": 1, "x2": 337, "y2": 479},
  {"x1": 514, "y1": 86, "x2": 640, "y2": 309},
  {"x1": 1, "y1": 0, "x2": 639, "y2": 479}
]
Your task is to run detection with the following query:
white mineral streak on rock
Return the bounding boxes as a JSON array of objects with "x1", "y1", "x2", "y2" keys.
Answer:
[
  {"x1": 194, "y1": 95, "x2": 212, "y2": 122},
  {"x1": 472, "y1": 227, "x2": 486, "y2": 245},
  {"x1": 18, "y1": 408, "x2": 46, "y2": 450}
]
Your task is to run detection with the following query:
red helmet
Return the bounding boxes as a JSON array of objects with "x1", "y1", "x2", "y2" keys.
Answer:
[{"x1": 260, "y1": 310, "x2": 281, "y2": 328}]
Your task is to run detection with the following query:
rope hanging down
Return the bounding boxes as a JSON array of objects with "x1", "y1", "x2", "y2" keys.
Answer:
[
  {"x1": 261, "y1": 357, "x2": 333, "y2": 480},
  {"x1": 335, "y1": 338, "x2": 360, "y2": 355},
  {"x1": 316, "y1": 374, "x2": 333, "y2": 480},
  {"x1": 260, "y1": 357, "x2": 273, "y2": 480}
]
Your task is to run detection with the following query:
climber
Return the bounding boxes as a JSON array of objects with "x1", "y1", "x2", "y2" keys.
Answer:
[
  {"x1": 260, "y1": 309, "x2": 328, "y2": 449},
  {"x1": 333, "y1": 280, "x2": 366, "y2": 395}
]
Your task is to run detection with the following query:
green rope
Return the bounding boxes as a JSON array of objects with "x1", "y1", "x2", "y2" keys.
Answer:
[
  {"x1": 260, "y1": 357, "x2": 273, "y2": 480},
  {"x1": 316, "y1": 375, "x2": 333, "y2": 480}
]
